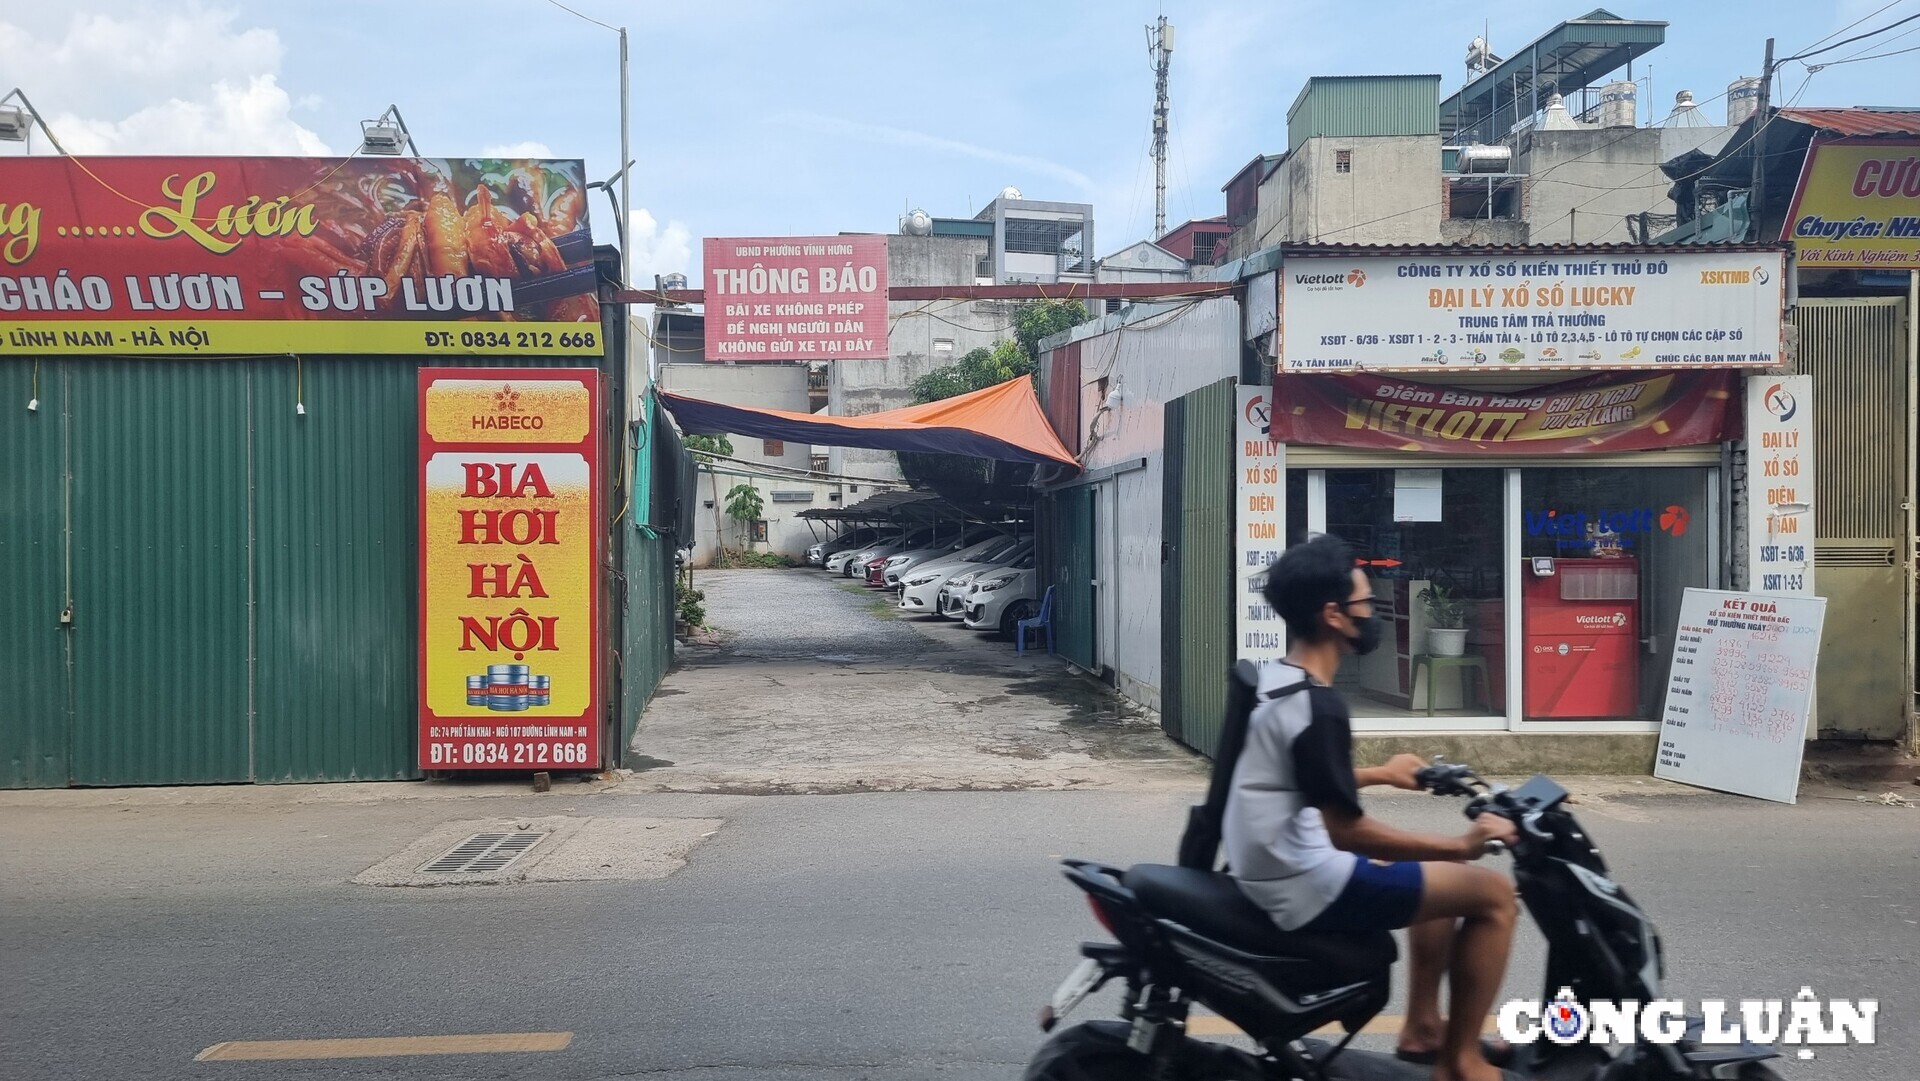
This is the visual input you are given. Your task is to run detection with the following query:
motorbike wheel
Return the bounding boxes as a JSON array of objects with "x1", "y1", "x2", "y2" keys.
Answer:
[{"x1": 1022, "y1": 1021, "x2": 1265, "y2": 1081}]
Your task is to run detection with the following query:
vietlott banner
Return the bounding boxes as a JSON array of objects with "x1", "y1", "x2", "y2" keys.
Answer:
[
  {"x1": 1270, "y1": 369, "x2": 1741, "y2": 454},
  {"x1": 0, "y1": 156, "x2": 602, "y2": 355},
  {"x1": 419, "y1": 369, "x2": 601, "y2": 771}
]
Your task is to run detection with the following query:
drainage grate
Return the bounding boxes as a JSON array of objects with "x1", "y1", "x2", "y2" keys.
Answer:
[{"x1": 420, "y1": 832, "x2": 548, "y2": 874}]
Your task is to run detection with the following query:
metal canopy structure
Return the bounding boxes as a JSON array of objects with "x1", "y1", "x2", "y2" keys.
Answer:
[{"x1": 1439, "y1": 8, "x2": 1666, "y2": 144}]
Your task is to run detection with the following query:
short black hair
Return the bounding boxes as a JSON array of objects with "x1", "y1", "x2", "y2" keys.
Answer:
[{"x1": 1263, "y1": 534, "x2": 1357, "y2": 642}]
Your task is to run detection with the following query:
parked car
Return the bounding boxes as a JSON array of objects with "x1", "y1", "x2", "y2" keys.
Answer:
[
  {"x1": 962, "y1": 551, "x2": 1040, "y2": 636},
  {"x1": 807, "y1": 526, "x2": 879, "y2": 567},
  {"x1": 900, "y1": 536, "x2": 1032, "y2": 615},
  {"x1": 879, "y1": 525, "x2": 1000, "y2": 587},
  {"x1": 840, "y1": 528, "x2": 932, "y2": 578}
]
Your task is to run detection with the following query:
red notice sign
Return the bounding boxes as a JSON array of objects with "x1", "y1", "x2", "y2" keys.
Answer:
[{"x1": 702, "y1": 235, "x2": 889, "y2": 360}]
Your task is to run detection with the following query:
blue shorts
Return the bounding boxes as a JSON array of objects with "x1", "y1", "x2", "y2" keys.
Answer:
[{"x1": 1300, "y1": 855, "x2": 1425, "y2": 932}]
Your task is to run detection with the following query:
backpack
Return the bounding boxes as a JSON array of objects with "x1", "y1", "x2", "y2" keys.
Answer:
[{"x1": 1175, "y1": 660, "x2": 1310, "y2": 871}]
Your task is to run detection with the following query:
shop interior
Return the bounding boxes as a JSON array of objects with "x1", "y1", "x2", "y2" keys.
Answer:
[{"x1": 1281, "y1": 466, "x2": 1715, "y2": 724}]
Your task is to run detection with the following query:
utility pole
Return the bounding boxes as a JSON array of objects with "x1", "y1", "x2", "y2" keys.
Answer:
[
  {"x1": 1750, "y1": 37, "x2": 1774, "y2": 242},
  {"x1": 1148, "y1": 16, "x2": 1174, "y2": 238}
]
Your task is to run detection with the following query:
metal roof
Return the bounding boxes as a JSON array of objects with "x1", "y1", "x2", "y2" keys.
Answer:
[
  {"x1": 1439, "y1": 9, "x2": 1667, "y2": 141},
  {"x1": 1775, "y1": 107, "x2": 1920, "y2": 138}
]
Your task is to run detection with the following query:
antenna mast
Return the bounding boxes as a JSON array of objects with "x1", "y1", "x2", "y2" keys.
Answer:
[{"x1": 1148, "y1": 16, "x2": 1174, "y2": 237}]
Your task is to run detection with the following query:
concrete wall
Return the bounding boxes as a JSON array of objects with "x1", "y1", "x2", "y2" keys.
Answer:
[
  {"x1": 1055, "y1": 297, "x2": 1242, "y2": 711},
  {"x1": 659, "y1": 363, "x2": 830, "y2": 565},
  {"x1": 1256, "y1": 135, "x2": 1443, "y2": 246},
  {"x1": 1516, "y1": 127, "x2": 1703, "y2": 244}
]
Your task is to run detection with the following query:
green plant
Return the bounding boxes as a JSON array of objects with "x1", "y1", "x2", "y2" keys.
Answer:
[
  {"x1": 1417, "y1": 583, "x2": 1468, "y2": 629},
  {"x1": 676, "y1": 584, "x2": 706, "y2": 629},
  {"x1": 684, "y1": 433, "x2": 733, "y2": 463},
  {"x1": 720, "y1": 547, "x2": 796, "y2": 569}
]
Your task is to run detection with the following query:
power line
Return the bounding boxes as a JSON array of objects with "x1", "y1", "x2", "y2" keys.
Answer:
[
  {"x1": 1779, "y1": 11, "x2": 1920, "y2": 62},
  {"x1": 1808, "y1": 41, "x2": 1920, "y2": 68},
  {"x1": 1789, "y1": 0, "x2": 1907, "y2": 55}
]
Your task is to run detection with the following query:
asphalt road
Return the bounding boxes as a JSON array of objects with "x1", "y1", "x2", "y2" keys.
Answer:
[{"x1": 4, "y1": 570, "x2": 1914, "y2": 1080}]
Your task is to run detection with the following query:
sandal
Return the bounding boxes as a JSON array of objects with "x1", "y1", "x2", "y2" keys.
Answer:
[{"x1": 1393, "y1": 1037, "x2": 1515, "y2": 1067}]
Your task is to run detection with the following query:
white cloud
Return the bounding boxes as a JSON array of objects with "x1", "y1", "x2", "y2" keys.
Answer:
[
  {"x1": 775, "y1": 111, "x2": 1097, "y2": 195},
  {"x1": 0, "y1": 7, "x2": 327, "y2": 155},
  {"x1": 482, "y1": 141, "x2": 555, "y2": 159},
  {"x1": 624, "y1": 206, "x2": 695, "y2": 287}
]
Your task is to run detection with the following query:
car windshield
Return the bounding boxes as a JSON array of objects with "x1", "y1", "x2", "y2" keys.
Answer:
[{"x1": 968, "y1": 537, "x2": 1016, "y2": 562}]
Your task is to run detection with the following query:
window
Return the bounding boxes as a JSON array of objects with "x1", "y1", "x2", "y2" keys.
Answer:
[
  {"x1": 762, "y1": 439, "x2": 785, "y2": 456},
  {"x1": 1334, "y1": 150, "x2": 1353, "y2": 174},
  {"x1": 933, "y1": 338, "x2": 955, "y2": 353},
  {"x1": 750, "y1": 520, "x2": 769, "y2": 543}
]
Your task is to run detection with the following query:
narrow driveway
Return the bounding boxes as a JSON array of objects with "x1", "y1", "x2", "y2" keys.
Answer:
[{"x1": 629, "y1": 569, "x2": 1206, "y2": 793}]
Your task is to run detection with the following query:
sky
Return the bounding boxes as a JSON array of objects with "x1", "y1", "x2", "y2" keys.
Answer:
[{"x1": 4, "y1": 0, "x2": 1918, "y2": 286}]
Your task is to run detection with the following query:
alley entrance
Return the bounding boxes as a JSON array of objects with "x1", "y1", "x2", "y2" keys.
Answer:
[{"x1": 627, "y1": 570, "x2": 1205, "y2": 793}]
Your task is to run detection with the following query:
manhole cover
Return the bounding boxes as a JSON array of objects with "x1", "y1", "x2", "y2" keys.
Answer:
[{"x1": 420, "y1": 832, "x2": 548, "y2": 874}]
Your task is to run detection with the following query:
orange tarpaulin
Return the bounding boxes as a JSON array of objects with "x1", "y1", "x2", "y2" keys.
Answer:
[{"x1": 656, "y1": 376, "x2": 1079, "y2": 469}]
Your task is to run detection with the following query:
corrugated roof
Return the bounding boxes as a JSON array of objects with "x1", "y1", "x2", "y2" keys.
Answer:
[{"x1": 1776, "y1": 107, "x2": 1920, "y2": 137}]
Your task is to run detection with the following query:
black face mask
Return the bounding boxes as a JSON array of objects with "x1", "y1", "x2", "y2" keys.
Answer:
[{"x1": 1344, "y1": 611, "x2": 1384, "y2": 656}]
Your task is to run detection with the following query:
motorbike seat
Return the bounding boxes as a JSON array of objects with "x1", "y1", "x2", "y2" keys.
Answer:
[{"x1": 1123, "y1": 864, "x2": 1396, "y2": 979}]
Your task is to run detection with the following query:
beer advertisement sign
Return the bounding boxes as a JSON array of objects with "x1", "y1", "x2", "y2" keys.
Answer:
[{"x1": 419, "y1": 368, "x2": 600, "y2": 770}]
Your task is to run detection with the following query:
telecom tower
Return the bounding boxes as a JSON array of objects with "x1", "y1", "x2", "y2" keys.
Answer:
[{"x1": 1148, "y1": 16, "x2": 1174, "y2": 237}]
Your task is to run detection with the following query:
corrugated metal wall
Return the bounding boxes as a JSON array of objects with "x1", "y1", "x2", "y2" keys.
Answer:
[
  {"x1": 2, "y1": 353, "x2": 641, "y2": 787},
  {"x1": 1, "y1": 360, "x2": 71, "y2": 788},
  {"x1": 1289, "y1": 75, "x2": 1442, "y2": 148},
  {"x1": 1160, "y1": 378, "x2": 1235, "y2": 755},
  {"x1": 1796, "y1": 298, "x2": 1911, "y2": 740}
]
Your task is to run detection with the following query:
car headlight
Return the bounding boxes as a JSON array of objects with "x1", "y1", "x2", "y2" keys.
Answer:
[
  {"x1": 906, "y1": 572, "x2": 942, "y2": 586},
  {"x1": 978, "y1": 576, "x2": 1014, "y2": 592}
]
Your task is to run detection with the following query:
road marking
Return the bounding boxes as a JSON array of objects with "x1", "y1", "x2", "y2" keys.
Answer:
[
  {"x1": 1185, "y1": 1013, "x2": 1498, "y2": 1038},
  {"x1": 194, "y1": 1032, "x2": 573, "y2": 1061}
]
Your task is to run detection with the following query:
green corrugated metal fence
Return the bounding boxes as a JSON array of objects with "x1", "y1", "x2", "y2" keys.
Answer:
[
  {"x1": 1, "y1": 353, "x2": 658, "y2": 788},
  {"x1": 1160, "y1": 378, "x2": 1235, "y2": 756}
]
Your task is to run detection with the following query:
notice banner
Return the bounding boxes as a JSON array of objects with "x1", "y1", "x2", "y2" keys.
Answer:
[
  {"x1": 1744, "y1": 376, "x2": 1815, "y2": 595},
  {"x1": 1236, "y1": 386, "x2": 1286, "y2": 668},
  {"x1": 419, "y1": 369, "x2": 601, "y2": 771},
  {"x1": 703, "y1": 235, "x2": 889, "y2": 360},
  {"x1": 1271, "y1": 369, "x2": 1740, "y2": 454},
  {"x1": 1276, "y1": 249, "x2": 1784, "y2": 372},
  {"x1": 1656, "y1": 588, "x2": 1826, "y2": 803},
  {"x1": 1783, "y1": 138, "x2": 1920, "y2": 268},
  {"x1": 0, "y1": 156, "x2": 601, "y2": 356}
]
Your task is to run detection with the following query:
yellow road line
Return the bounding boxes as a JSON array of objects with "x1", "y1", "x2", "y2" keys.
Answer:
[
  {"x1": 194, "y1": 1032, "x2": 573, "y2": 1061},
  {"x1": 1185, "y1": 1013, "x2": 1499, "y2": 1038}
]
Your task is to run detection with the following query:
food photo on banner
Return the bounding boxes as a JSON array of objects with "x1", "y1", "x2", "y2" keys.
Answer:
[{"x1": 0, "y1": 156, "x2": 601, "y2": 355}]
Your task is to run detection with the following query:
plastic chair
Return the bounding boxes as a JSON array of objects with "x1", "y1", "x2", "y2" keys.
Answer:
[{"x1": 1016, "y1": 586, "x2": 1057, "y2": 656}]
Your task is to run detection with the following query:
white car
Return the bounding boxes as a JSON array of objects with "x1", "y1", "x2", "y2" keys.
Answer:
[
  {"x1": 897, "y1": 536, "x2": 1030, "y2": 614},
  {"x1": 807, "y1": 526, "x2": 880, "y2": 567},
  {"x1": 840, "y1": 529, "x2": 934, "y2": 578},
  {"x1": 880, "y1": 527, "x2": 1001, "y2": 587},
  {"x1": 962, "y1": 553, "x2": 1041, "y2": 636}
]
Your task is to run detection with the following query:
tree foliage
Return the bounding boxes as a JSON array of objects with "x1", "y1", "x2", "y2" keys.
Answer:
[
  {"x1": 684, "y1": 433, "x2": 733, "y2": 463},
  {"x1": 908, "y1": 300, "x2": 1090, "y2": 404},
  {"x1": 723, "y1": 482, "x2": 764, "y2": 523}
]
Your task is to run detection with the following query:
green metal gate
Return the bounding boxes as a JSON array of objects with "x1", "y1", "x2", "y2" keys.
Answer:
[
  {"x1": 1161, "y1": 378, "x2": 1235, "y2": 756},
  {"x1": 2, "y1": 359, "x2": 71, "y2": 788},
  {"x1": 1041, "y1": 485, "x2": 1098, "y2": 671}
]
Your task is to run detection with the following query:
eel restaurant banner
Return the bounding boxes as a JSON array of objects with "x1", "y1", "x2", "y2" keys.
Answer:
[
  {"x1": 1270, "y1": 369, "x2": 1740, "y2": 454},
  {"x1": 419, "y1": 369, "x2": 601, "y2": 771},
  {"x1": 0, "y1": 156, "x2": 603, "y2": 356},
  {"x1": 1783, "y1": 137, "x2": 1920, "y2": 268},
  {"x1": 1276, "y1": 249, "x2": 1784, "y2": 372}
]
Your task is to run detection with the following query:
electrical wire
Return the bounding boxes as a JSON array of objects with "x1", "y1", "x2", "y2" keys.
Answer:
[
  {"x1": 1789, "y1": 0, "x2": 1907, "y2": 55},
  {"x1": 1807, "y1": 41, "x2": 1920, "y2": 67},
  {"x1": 1780, "y1": 10, "x2": 1920, "y2": 62}
]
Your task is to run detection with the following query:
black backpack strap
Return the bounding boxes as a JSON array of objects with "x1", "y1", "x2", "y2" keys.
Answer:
[{"x1": 1176, "y1": 663, "x2": 1308, "y2": 870}]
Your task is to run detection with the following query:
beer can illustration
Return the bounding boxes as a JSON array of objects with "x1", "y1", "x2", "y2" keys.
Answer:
[
  {"x1": 487, "y1": 663, "x2": 531, "y2": 712},
  {"x1": 530, "y1": 675, "x2": 551, "y2": 707},
  {"x1": 465, "y1": 675, "x2": 488, "y2": 707}
]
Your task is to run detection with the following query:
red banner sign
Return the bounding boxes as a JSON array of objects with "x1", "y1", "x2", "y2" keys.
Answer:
[
  {"x1": 419, "y1": 369, "x2": 601, "y2": 771},
  {"x1": 0, "y1": 156, "x2": 601, "y2": 356},
  {"x1": 1270, "y1": 369, "x2": 1740, "y2": 454},
  {"x1": 702, "y1": 235, "x2": 889, "y2": 360}
]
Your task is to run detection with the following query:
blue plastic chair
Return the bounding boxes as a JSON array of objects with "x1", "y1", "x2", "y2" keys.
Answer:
[{"x1": 1016, "y1": 586, "x2": 1056, "y2": 656}]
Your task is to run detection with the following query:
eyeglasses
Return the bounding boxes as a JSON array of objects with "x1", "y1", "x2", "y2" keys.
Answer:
[{"x1": 1340, "y1": 596, "x2": 1377, "y2": 608}]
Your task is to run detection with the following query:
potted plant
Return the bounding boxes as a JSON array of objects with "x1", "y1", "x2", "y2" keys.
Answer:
[{"x1": 1418, "y1": 583, "x2": 1469, "y2": 657}]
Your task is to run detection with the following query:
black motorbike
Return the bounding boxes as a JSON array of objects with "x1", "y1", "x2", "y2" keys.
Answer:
[{"x1": 1023, "y1": 759, "x2": 1786, "y2": 1080}]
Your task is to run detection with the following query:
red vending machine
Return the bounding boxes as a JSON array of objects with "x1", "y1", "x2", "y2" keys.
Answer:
[{"x1": 1522, "y1": 557, "x2": 1640, "y2": 718}]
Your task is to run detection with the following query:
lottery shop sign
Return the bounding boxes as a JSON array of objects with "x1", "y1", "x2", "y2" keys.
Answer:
[
  {"x1": 0, "y1": 156, "x2": 602, "y2": 356},
  {"x1": 419, "y1": 369, "x2": 601, "y2": 770}
]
